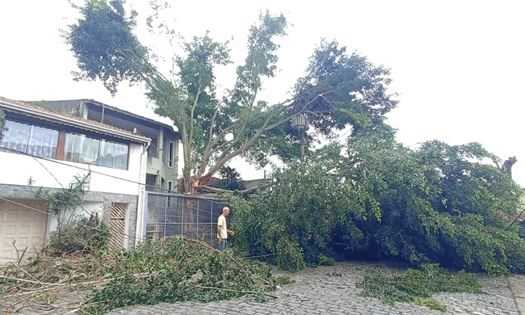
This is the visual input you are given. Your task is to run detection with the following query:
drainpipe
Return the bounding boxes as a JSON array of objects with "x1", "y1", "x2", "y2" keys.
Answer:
[{"x1": 135, "y1": 141, "x2": 150, "y2": 247}]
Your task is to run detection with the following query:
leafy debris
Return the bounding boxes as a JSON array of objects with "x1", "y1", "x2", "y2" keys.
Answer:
[{"x1": 357, "y1": 264, "x2": 481, "y2": 311}]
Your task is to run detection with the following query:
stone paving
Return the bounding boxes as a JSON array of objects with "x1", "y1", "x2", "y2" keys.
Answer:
[{"x1": 109, "y1": 263, "x2": 521, "y2": 315}]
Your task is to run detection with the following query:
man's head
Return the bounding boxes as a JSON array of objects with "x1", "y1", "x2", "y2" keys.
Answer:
[{"x1": 222, "y1": 206, "x2": 230, "y2": 217}]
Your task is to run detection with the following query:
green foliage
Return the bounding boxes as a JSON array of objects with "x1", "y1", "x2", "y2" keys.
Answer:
[
  {"x1": 83, "y1": 238, "x2": 279, "y2": 314},
  {"x1": 357, "y1": 264, "x2": 481, "y2": 311},
  {"x1": 272, "y1": 237, "x2": 306, "y2": 271},
  {"x1": 67, "y1": 3, "x2": 397, "y2": 191},
  {"x1": 233, "y1": 136, "x2": 525, "y2": 274},
  {"x1": 218, "y1": 166, "x2": 244, "y2": 191},
  {"x1": 47, "y1": 214, "x2": 109, "y2": 255},
  {"x1": 37, "y1": 174, "x2": 91, "y2": 249},
  {"x1": 293, "y1": 40, "x2": 397, "y2": 136},
  {"x1": 231, "y1": 162, "x2": 370, "y2": 271},
  {"x1": 342, "y1": 137, "x2": 523, "y2": 274},
  {"x1": 68, "y1": 0, "x2": 148, "y2": 94},
  {"x1": 319, "y1": 255, "x2": 336, "y2": 266}
]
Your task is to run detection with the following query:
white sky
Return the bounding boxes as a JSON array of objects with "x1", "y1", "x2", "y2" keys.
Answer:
[{"x1": 0, "y1": 0, "x2": 524, "y2": 184}]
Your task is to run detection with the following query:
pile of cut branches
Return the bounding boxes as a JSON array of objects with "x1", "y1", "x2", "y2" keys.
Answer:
[
  {"x1": 0, "y1": 251, "x2": 112, "y2": 313},
  {"x1": 1, "y1": 238, "x2": 280, "y2": 314},
  {"x1": 84, "y1": 238, "x2": 279, "y2": 314}
]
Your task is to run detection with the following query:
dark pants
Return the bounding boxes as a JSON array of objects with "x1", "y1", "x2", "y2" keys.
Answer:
[{"x1": 218, "y1": 239, "x2": 228, "y2": 251}]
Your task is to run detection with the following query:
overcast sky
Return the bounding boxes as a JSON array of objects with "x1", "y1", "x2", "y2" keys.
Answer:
[{"x1": 1, "y1": 0, "x2": 524, "y2": 184}]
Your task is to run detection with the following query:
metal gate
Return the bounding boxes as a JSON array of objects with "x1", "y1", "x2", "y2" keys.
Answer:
[{"x1": 145, "y1": 192, "x2": 226, "y2": 246}]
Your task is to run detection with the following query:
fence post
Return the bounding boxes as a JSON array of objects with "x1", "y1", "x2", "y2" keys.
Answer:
[
  {"x1": 196, "y1": 198, "x2": 200, "y2": 240},
  {"x1": 181, "y1": 197, "x2": 184, "y2": 237},
  {"x1": 141, "y1": 191, "x2": 149, "y2": 243},
  {"x1": 163, "y1": 195, "x2": 168, "y2": 239},
  {"x1": 210, "y1": 200, "x2": 214, "y2": 245}
]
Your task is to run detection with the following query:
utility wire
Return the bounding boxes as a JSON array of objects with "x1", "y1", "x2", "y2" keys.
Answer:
[{"x1": 33, "y1": 157, "x2": 66, "y2": 189}]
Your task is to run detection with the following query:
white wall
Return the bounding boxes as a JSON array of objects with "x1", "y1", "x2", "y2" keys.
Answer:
[
  {"x1": 0, "y1": 143, "x2": 146, "y2": 195},
  {"x1": 0, "y1": 143, "x2": 148, "y2": 249}
]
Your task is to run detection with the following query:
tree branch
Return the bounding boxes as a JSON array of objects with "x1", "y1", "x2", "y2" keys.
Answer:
[
  {"x1": 197, "y1": 104, "x2": 221, "y2": 176},
  {"x1": 196, "y1": 92, "x2": 326, "y2": 182},
  {"x1": 188, "y1": 84, "x2": 202, "y2": 154}
]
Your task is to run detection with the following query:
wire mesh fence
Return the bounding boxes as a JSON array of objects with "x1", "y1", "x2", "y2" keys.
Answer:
[{"x1": 145, "y1": 192, "x2": 226, "y2": 247}]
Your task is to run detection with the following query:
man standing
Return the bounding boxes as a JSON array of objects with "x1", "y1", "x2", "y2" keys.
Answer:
[{"x1": 217, "y1": 206, "x2": 231, "y2": 251}]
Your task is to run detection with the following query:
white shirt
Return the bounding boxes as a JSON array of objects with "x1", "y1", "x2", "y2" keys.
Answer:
[{"x1": 217, "y1": 214, "x2": 227, "y2": 240}]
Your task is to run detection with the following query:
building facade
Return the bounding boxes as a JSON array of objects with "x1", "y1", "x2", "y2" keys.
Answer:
[
  {"x1": 0, "y1": 97, "x2": 150, "y2": 264},
  {"x1": 31, "y1": 99, "x2": 180, "y2": 192}
]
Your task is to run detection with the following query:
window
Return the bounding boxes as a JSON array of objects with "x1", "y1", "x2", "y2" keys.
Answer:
[
  {"x1": 98, "y1": 140, "x2": 129, "y2": 170},
  {"x1": 65, "y1": 133, "x2": 99, "y2": 164},
  {"x1": 0, "y1": 118, "x2": 130, "y2": 170},
  {"x1": 168, "y1": 142, "x2": 175, "y2": 168},
  {"x1": 29, "y1": 125, "x2": 59, "y2": 158},
  {"x1": 146, "y1": 174, "x2": 157, "y2": 187},
  {"x1": 167, "y1": 181, "x2": 173, "y2": 192},
  {"x1": 0, "y1": 120, "x2": 58, "y2": 158},
  {"x1": 65, "y1": 133, "x2": 129, "y2": 170}
]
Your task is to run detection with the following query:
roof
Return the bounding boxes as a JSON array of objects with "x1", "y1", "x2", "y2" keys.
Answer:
[
  {"x1": 0, "y1": 97, "x2": 150, "y2": 144},
  {"x1": 30, "y1": 99, "x2": 178, "y2": 134}
]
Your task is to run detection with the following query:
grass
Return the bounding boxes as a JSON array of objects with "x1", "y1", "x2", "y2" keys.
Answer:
[{"x1": 357, "y1": 264, "x2": 481, "y2": 311}]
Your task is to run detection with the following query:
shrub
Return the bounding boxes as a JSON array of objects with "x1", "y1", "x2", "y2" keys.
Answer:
[{"x1": 47, "y1": 214, "x2": 109, "y2": 255}]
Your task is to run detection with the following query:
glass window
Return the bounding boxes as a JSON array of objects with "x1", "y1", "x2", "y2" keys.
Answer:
[
  {"x1": 65, "y1": 133, "x2": 100, "y2": 164},
  {"x1": 28, "y1": 125, "x2": 59, "y2": 158},
  {"x1": 65, "y1": 133, "x2": 128, "y2": 170},
  {"x1": 98, "y1": 140, "x2": 129, "y2": 170},
  {"x1": 0, "y1": 120, "x2": 58, "y2": 159},
  {"x1": 0, "y1": 120, "x2": 31, "y2": 153}
]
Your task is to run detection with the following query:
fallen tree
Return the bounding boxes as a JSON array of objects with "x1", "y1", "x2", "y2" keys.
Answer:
[{"x1": 231, "y1": 134, "x2": 525, "y2": 274}]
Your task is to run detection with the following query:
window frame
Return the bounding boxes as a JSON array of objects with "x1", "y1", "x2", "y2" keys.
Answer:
[
  {"x1": 64, "y1": 132, "x2": 130, "y2": 170},
  {"x1": 0, "y1": 119, "x2": 59, "y2": 159},
  {"x1": 0, "y1": 115, "x2": 132, "y2": 171}
]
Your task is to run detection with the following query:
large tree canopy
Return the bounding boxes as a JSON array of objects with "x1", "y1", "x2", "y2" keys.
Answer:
[
  {"x1": 68, "y1": 0, "x2": 396, "y2": 192},
  {"x1": 233, "y1": 134, "x2": 524, "y2": 274}
]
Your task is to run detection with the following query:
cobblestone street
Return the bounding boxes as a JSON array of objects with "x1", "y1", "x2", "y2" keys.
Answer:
[{"x1": 109, "y1": 263, "x2": 521, "y2": 315}]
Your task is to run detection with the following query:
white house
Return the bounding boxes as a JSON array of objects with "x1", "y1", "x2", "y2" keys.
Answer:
[{"x1": 0, "y1": 97, "x2": 150, "y2": 264}]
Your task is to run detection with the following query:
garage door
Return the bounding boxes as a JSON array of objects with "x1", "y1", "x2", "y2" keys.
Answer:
[{"x1": 0, "y1": 199, "x2": 48, "y2": 265}]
